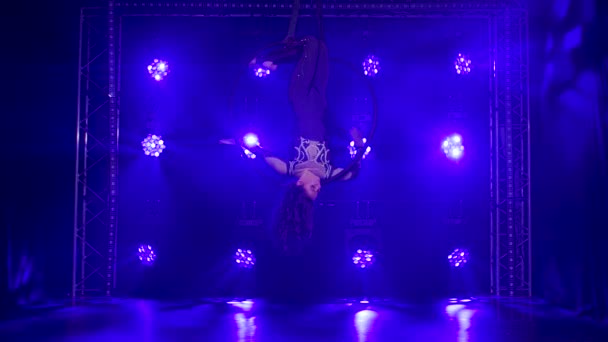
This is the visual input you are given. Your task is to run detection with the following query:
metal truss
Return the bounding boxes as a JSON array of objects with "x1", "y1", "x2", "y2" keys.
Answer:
[
  {"x1": 72, "y1": 4, "x2": 120, "y2": 298},
  {"x1": 238, "y1": 201, "x2": 263, "y2": 227},
  {"x1": 111, "y1": 1, "x2": 509, "y2": 18},
  {"x1": 490, "y1": 7, "x2": 531, "y2": 296},
  {"x1": 346, "y1": 200, "x2": 381, "y2": 256},
  {"x1": 74, "y1": 0, "x2": 529, "y2": 297}
]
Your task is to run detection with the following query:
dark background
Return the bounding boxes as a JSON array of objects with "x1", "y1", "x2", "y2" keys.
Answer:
[{"x1": 2, "y1": 0, "x2": 607, "y2": 318}]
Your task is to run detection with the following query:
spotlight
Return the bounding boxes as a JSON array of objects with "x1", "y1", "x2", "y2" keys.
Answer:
[
  {"x1": 362, "y1": 55, "x2": 380, "y2": 77},
  {"x1": 254, "y1": 66, "x2": 271, "y2": 78},
  {"x1": 234, "y1": 248, "x2": 256, "y2": 269},
  {"x1": 243, "y1": 133, "x2": 259, "y2": 148},
  {"x1": 141, "y1": 134, "x2": 166, "y2": 157},
  {"x1": 138, "y1": 244, "x2": 156, "y2": 265},
  {"x1": 349, "y1": 138, "x2": 372, "y2": 159},
  {"x1": 454, "y1": 53, "x2": 471, "y2": 75},
  {"x1": 448, "y1": 248, "x2": 469, "y2": 268},
  {"x1": 442, "y1": 134, "x2": 464, "y2": 160},
  {"x1": 242, "y1": 148, "x2": 256, "y2": 160},
  {"x1": 147, "y1": 59, "x2": 169, "y2": 81},
  {"x1": 352, "y1": 249, "x2": 375, "y2": 269}
]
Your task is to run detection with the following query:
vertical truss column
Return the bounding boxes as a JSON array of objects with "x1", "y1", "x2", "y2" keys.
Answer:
[
  {"x1": 489, "y1": 14, "x2": 498, "y2": 295},
  {"x1": 72, "y1": 8, "x2": 85, "y2": 301},
  {"x1": 495, "y1": 7, "x2": 531, "y2": 297},
  {"x1": 519, "y1": 7, "x2": 532, "y2": 297},
  {"x1": 73, "y1": 7, "x2": 112, "y2": 298},
  {"x1": 107, "y1": 0, "x2": 120, "y2": 296},
  {"x1": 504, "y1": 8, "x2": 516, "y2": 297}
]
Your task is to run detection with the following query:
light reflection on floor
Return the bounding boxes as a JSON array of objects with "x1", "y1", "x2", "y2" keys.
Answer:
[
  {"x1": 234, "y1": 312, "x2": 256, "y2": 342},
  {"x1": 354, "y1": 309, "x2": 378, "y2": 342},
  {"x1": 445, "y1": 303, "x2": 476, "y2": 342},
  {"x1": 1, "y1": 298, "x2": 607, "y2": 342}
]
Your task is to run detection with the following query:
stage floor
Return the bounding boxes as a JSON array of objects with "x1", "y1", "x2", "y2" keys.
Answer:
[{"x1": 1, "y1": 298, "x2": 606, "y2": 341}]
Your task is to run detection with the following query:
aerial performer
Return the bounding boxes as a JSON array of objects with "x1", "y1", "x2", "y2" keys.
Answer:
[{"x1": 222, "y1": 0, "x2": 367, "y2": 254}]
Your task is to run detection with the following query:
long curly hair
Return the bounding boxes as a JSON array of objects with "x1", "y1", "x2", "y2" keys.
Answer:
[{"x1": 276, "y1": 182, "x2": 314, "y2": 254}]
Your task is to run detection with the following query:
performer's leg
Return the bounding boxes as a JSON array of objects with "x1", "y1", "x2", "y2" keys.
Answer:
[{"x1": 288, "y1": 36, "x2": 329, "y2": 141}]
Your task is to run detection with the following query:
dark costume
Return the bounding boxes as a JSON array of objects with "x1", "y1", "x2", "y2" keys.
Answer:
[
  {"x1": 252, "y1": 36, "x2": 360, "y2": 181},
  {"x1": 247, "y1": 36, "x2": 362, "y2": 255}
]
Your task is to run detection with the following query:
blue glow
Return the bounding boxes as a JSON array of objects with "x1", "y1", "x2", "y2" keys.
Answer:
[
  {"x1": 552, "y1": 0, "x2": 570, "y2": 21},
  {"x1": 563, "y1": 26, "x2": 582, "y2": 50}
]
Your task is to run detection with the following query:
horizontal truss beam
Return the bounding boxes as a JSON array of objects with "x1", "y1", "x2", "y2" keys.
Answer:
[
  {"x1": 114, "y1": 1, "x2": 519, "y2": 10},
  {"x1": 81, "y1": 2, "x2": 525, "y2": 17}
]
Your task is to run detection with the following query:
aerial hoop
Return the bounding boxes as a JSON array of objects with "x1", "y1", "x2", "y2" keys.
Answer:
[
  {"x1": 324, "y1": 59, "x2": 378, "y2": 184},
  {"x1": 228, "y1": 55, "x2": 378, "y2": 184}
]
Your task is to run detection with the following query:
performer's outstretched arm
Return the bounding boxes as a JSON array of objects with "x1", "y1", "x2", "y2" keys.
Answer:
[
  {"x1": 249, "y1": 146, "x2": 288, "y2": 175},
  {"x1": 220, "y1": 138, "x2": 288, "y2": 175},
  {"x1": 265, "y1": 156, "x2": 288, "y2": 175}
]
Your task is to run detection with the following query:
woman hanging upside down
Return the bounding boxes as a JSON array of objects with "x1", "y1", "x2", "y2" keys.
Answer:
[{"x1": 224, "y1": 36, "x2": 365, "y2": 254}]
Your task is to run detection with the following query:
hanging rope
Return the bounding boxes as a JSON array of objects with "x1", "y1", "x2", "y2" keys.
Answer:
[
  {"x1": 286, "y1": 0, "x2": 300, "y2": 40},
  {"x1": 308, "y1": 0, "x2": 324, "y2": 94},
  {"x1": 316, "y1": 0, "x2": 325, "y2": 42},
  {"x1": 286, "y1": 0, "x2": 324, "y2": 42}
]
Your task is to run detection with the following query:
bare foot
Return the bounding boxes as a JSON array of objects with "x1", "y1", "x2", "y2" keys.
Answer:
[
  {"x1": 219, "y1": 138, "x2": 236, "y2": 145},
  {"x1": 262, "y1": 61, "x2": 278, "y2": 71}
]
